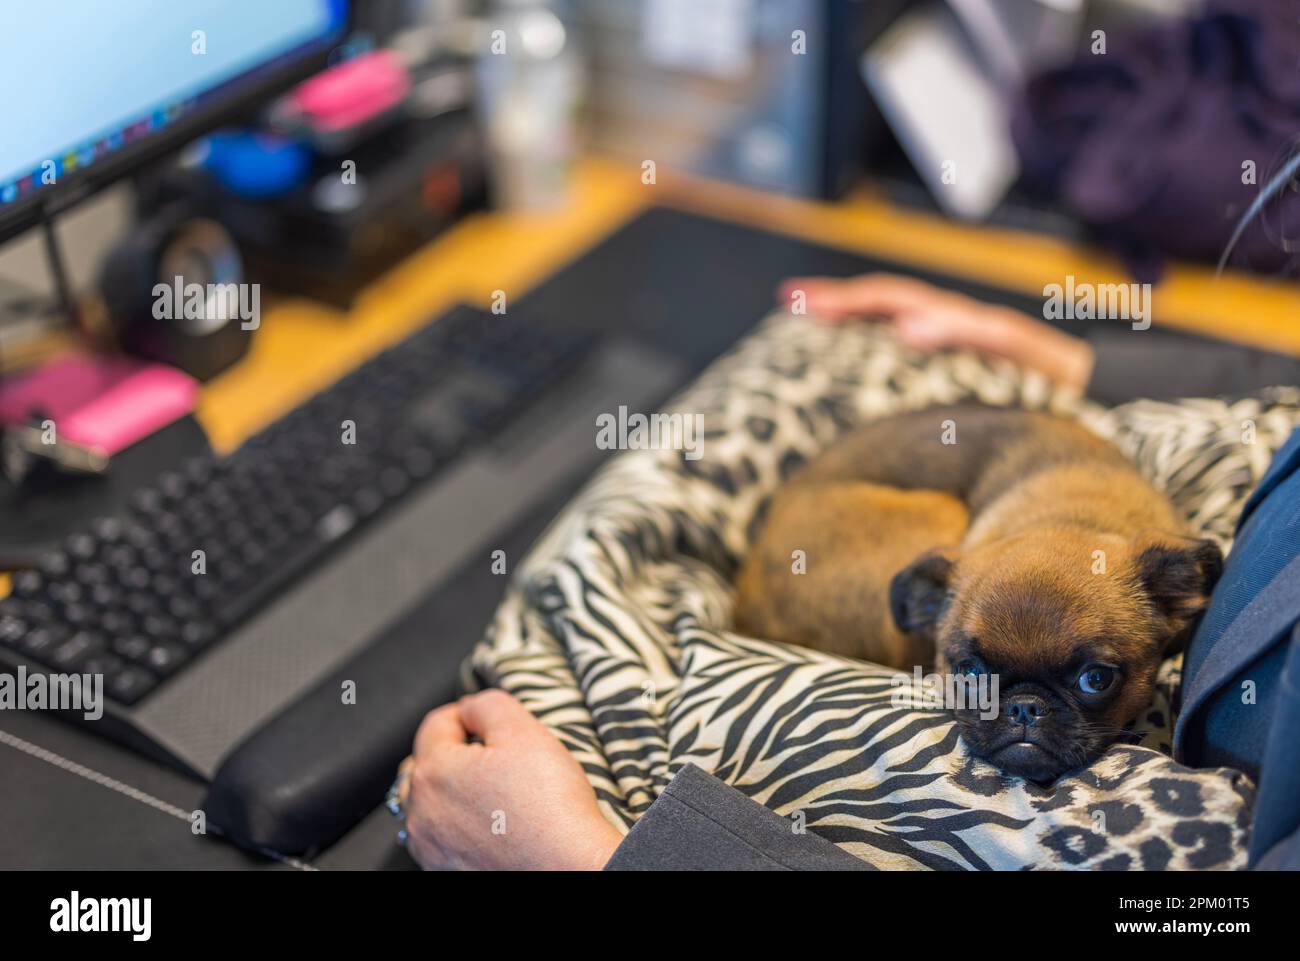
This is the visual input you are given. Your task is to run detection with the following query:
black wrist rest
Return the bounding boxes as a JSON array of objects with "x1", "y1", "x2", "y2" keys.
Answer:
[{"x1": 202, "y1": 478, "x2": 586, "y2": 860}]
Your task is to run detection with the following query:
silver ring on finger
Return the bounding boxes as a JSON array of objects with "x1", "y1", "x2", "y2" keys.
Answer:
[{"x1": 386, "y1": 770, "x2": 411, "y2": 822}]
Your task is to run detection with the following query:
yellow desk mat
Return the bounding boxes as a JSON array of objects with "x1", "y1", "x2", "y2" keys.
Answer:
[{"x1": 196, "y1": 155, "x2": 1300, "y2": 454}]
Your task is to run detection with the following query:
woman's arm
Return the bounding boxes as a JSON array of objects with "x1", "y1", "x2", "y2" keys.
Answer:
[
  {"x1": 398, "y1": 691, "x2": 867, "y2": 871},
  {"x1": 778, "y1": 274, "x2": 1096, "y2": 389},
  {"x1": 604, "y1": 763, "x2": 871, "y2": 871},
  {"x1": 779, "y1": 274, "x2": 1300, "y2": 403},
  {"x1": 398, "y1": 691, "x2": 622, "y2": 871}
]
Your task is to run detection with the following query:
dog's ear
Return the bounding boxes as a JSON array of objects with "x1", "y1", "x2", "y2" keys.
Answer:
[
  {"x1": 890, "y1": 551, "x2": 955, "y2": 638},
  {"x1": 1134, "y1": 535, "x2": 1224, "y2": 627}
]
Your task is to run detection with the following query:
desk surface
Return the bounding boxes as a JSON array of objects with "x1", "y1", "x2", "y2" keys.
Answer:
[
  {"x1": 197, "y1": 156, "x2": 1300, "y2": 453},
  {"x1": 4, "y1": 157, "x2": 1299, "y2": 869}
]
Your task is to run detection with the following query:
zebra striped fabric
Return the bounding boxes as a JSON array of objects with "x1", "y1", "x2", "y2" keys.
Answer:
[{"x1": 469, "y1": 313, "x2": 1298, "y2": 870}]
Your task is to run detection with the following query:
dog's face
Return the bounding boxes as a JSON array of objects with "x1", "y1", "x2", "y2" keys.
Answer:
[{"x1": 890, "y1": 528, "x2": 1222, "y2": 783}]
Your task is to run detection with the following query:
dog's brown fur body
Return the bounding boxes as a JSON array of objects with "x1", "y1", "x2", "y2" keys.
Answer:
[{"x1": 734, "y1": 406, "x2": 1222, "y2": 781}]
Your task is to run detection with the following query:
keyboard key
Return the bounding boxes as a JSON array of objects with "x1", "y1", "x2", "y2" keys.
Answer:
[
  {"x1": 100, "y1": 609, "x2": 134, "y2": 636},
  {"x1": 91, "y1": 584, "x2": 121, "y2": 609},
  {"x1": 83, "y1": 654, "x2": 125, "y2": 677},
  {"x1": 23, "y1": 625, "x2": 68, "y2": 659},
  {"x1": 179, "y1": 621, "x2": 215, "y2": 648},
  {"x1": 130, "y1": 487, "x2": 164, "y2": 515},
  {"x1": 145, "y1": 643, "x2": 187, "y2": 676},
  {"x1": 62, "y1": 603, "x2": 95, "y2": 627},
  {"x1": 39, "y1": 551, "x2": 71, "y2": 578},
  {"x1": 104, "y1": 544, "x2": 138, "y2": 570},
  {"x1": 11, "y1": 570, "x2": 44, "y2": 597},
  {"x1": 20, "y1": 600, "x2": 55, "y2": 623},
  {"x1": 50, "y1": 631, "x2": 104, "y2": 669},
  {"x1": 402, "y1": 446, "x2": 437, "y2": 479},
  {"x1": 353, "y1": 486, "x2": 384, "y2": 517},
  {"x1": 67, "y1": 533, "x2": 98, "y2": 561},
  {"x1": 107, "y1": 668, "x2": 157, "y2": 705},
  {"x1": 316, "y1": 505, "x2": 356, "y2": 542},
  {"x1": 48, "y1": 581, "x2": 84, "y2": 605},
  {"x1": 237, "y1": 541, "x2": 267, "y2": 568},
  {"x1": 119, "y1": 568, "x2": 150, "y2": 593},
  {"x1": 167, "y1": 596, "x2": 200, "y2": 621},
  {"x1": 113, "y1": 635, "x2": 152, "y2": 661},
  {"x1": 126, "y1": 591, "x2": 160, "y2": 616},
  {"x1": 124, "y1": 523, "x2": 158, "y2": 551},
  {"x1": 158, "y1": 471, "x2": 188, "y2": 502},
  {"x1": 192, "y1": 578, "x2": 222, "y2": 604},
  {"x1": 92, "y1": 516, "x2": 126, "y2": 543},
  {"x1": 76, "y1": 563, "x2": 112, "y2": 587},
  {"x1": 150, "y1": 575, "x2": 179, "y2": 597},
  {"x1": 142, "y1": 614, "x2": 178, "y2": 641},
  {"x1": 0, "y1": 614, "x2": 27, "y2": 646},
  {"x1": 379, "y1": 467, "x2": 409, "y2": 499}
]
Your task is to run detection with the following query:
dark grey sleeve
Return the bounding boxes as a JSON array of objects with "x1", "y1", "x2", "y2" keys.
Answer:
[
  {"x1": 603, "y1": 763, "x2": 873, "y2": 871},
  {"x1": 1085, "y1": 331, "x2": 1300, "y2": 406}
]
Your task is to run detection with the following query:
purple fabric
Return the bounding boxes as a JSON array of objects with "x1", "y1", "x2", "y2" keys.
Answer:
[{"x1": 1011, "y1": 2, "x2": 1300, "y2": 280}]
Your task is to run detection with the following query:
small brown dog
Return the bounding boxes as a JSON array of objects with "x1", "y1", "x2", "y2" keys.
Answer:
[{"x1": 734, "y1": 405, "x2": 1222, "y2": 782}]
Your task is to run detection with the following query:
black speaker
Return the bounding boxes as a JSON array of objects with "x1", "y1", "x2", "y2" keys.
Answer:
[{"x1": 98, "y1": 204, "x2": 255, "y2": 381}]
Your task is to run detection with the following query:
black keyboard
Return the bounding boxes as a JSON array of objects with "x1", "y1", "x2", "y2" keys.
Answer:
[{"x1": 0, "y1": 308, "x2": 594, "y2": 707}]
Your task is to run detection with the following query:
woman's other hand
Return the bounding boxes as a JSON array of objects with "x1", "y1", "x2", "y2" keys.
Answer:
[{"x1": 777, "y1": 273, "x2": 1095, "y2": 390}]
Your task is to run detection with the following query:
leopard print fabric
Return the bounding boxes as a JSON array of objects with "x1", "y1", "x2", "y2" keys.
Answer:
[{"x1": 469, "y1": 313, "x2": 1298, "y2": 870}]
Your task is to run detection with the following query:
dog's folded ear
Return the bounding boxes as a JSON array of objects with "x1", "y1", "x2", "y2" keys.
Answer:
[
  {"x1": 1134, "y1": 535, "x2": 1224, "y2": 627},
  {"x1": 890, "y1": 551, "x2": 955, "y2": 639}
]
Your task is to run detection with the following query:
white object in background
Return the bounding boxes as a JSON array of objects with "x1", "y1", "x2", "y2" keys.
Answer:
[
  {"x1": 946, "y1": 0, "x2": 1084, "y2": 88},
  {"x1": 862, "y1": 8, "x2": 1020, "y2": 221},
  {"x1": 478, "y1": 2, "x2": 582, "y2": 211},
  {"x1": 641, "y1": 0, "x2": 753, "y2": 80}
]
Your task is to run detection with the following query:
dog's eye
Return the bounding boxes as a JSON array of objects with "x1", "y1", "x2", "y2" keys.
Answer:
[
  {"x1": 1076, "y1": 665, "x2": 1117, "y2": 695},
  {"x1": 955, "y1": 657, "x2": 986, "y2": 677}
]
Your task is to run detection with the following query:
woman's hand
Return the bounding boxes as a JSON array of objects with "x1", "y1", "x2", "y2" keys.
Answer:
[
  {"x1": 777, "y1": 273, "x2": 1095, "y2": 390},
  {"x1": 396, "y1": 689, "x2": 623, "y2": 871}
]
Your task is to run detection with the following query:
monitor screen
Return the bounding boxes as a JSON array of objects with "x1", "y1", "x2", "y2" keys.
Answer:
[{"x1": 0, "y1": 0, "x2": 349, "y2": 241}]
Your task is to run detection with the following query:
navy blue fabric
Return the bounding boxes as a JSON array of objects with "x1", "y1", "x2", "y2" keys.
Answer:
[
  {"x1": 1251, "y1": 632, "x2": 1300, "y2": 867},
  {"x1": 1174, "y1": 428, "x2": 1300, "y2": 868}
]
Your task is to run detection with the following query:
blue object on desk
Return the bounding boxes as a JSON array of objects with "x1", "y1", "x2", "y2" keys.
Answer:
[{"x1": 199, "y1": 132, "x2": 312, "y2": 198}]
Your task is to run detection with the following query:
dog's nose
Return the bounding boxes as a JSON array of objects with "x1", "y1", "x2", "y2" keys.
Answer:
[{"x1": 1005, "y1": 694, "x2": 1051, "y2": 727}]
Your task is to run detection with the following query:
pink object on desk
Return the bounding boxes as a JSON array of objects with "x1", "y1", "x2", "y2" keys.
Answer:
[
  {"x1": 0, "y1": 355, "x2": 199, "y2": 457},
  {"x1": 289, "y1": 50, "x2": 410, "y2": 132}
]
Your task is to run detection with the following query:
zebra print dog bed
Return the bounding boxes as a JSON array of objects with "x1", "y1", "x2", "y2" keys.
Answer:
[{"x1": 469, "y1": 312, "x2": 1300, "y2": 870}]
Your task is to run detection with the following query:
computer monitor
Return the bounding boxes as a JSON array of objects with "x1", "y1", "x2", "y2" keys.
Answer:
[{"x1": 0, "y1": 0, "x2": 351, "y2": 245}]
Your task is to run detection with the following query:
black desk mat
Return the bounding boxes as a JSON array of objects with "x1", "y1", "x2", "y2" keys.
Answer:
[
  {"x1": 0, "y1": 204, "x2": 1277, "y2": 870},
  {"x1": 517, "y1": 204, "x2": 1241, "y2": 371}
]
